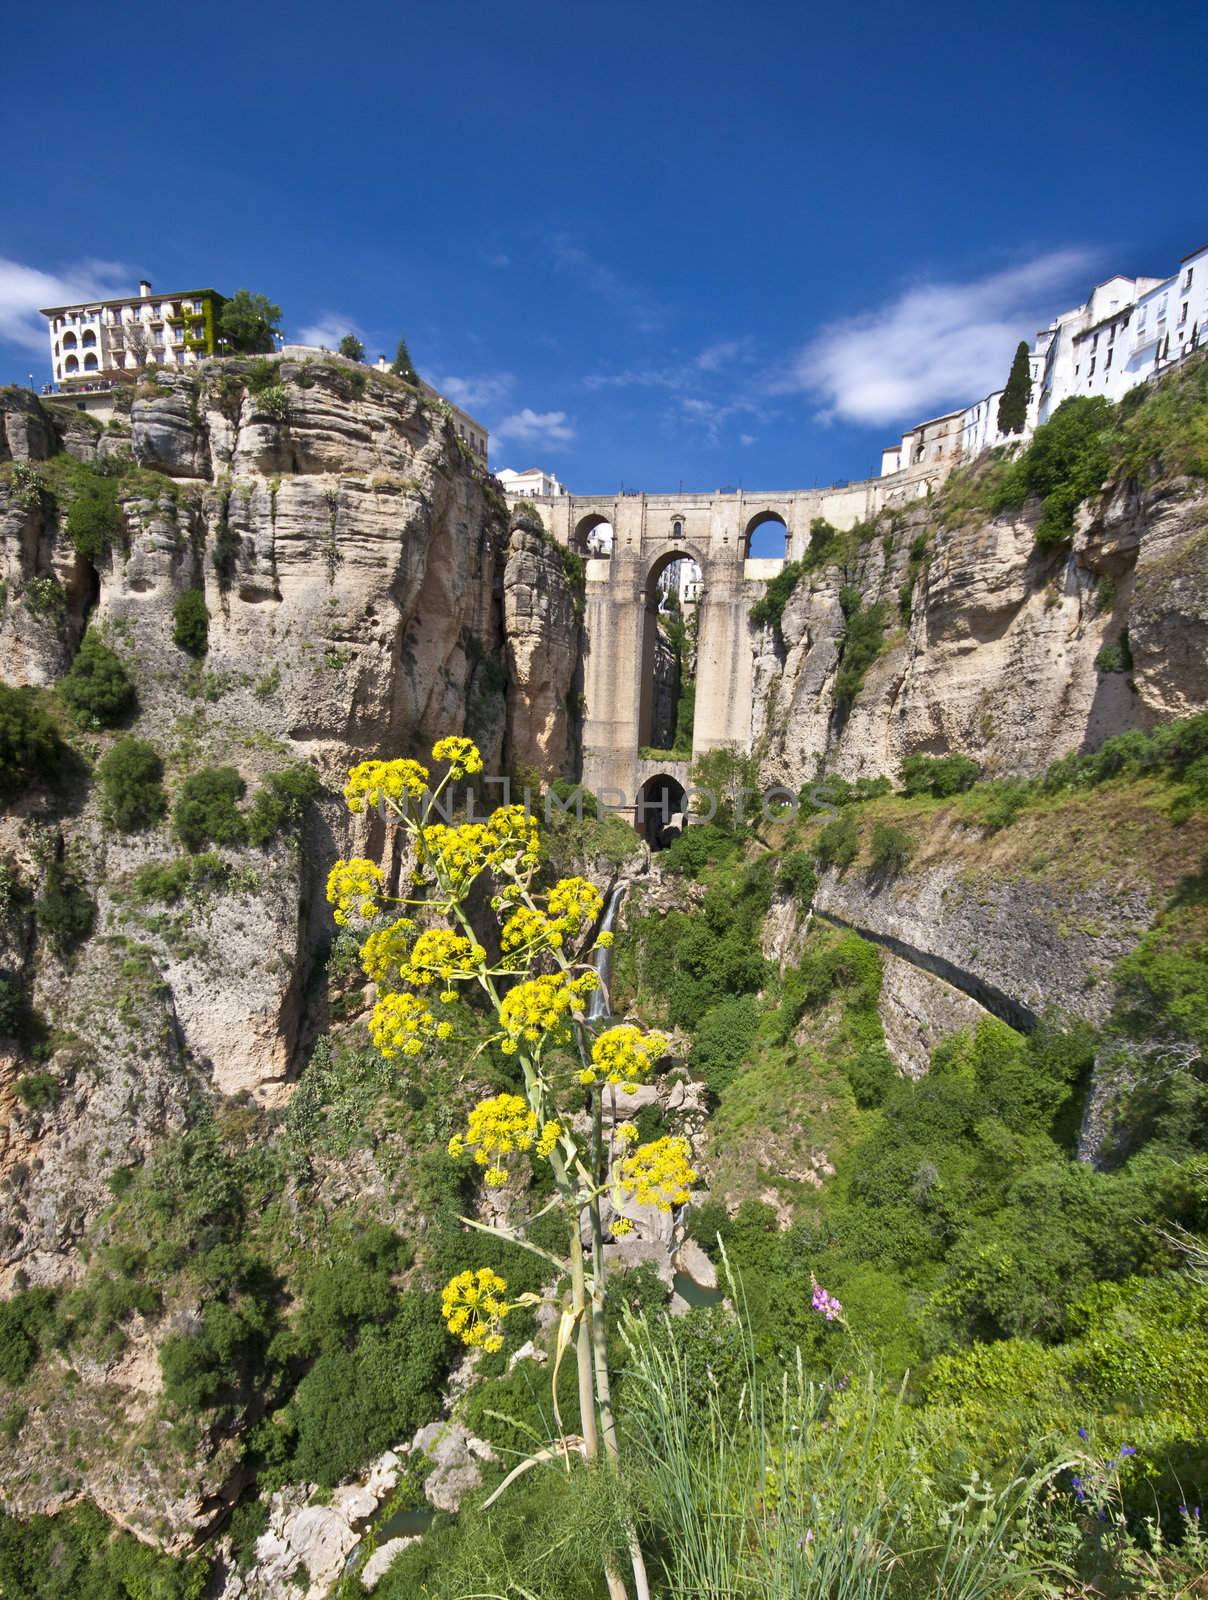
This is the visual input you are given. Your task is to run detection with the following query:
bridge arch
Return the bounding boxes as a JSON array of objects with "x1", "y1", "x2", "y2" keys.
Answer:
[
  {"x1": 638, "y1": 547, "x2": 699, "y2": 754},
  {"x1": 573, "y1": 512, "x2": 614, "y2": 557},
  {"x1": 744, "y1": 509, "x2": 790, "y2": 559},
  {"x1": 635, "y1": 771, "x2": 687, "y2": 848}
]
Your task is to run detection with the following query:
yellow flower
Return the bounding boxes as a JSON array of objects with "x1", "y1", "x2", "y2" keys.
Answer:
[
  {"x1": 611, "y1": 1217, "x2": 634, "y2": 1237},
  {"x1": 359, "y1": 917, "x2": 415, "y2": 983},
  {"x1": 399, "y1": 927, "x2": 485, "y2": 988},
  {"x1": 441, "y1": 1267, "x2": 509, "y2": 1350},
  {"x1": 326, "y1": 858, "x2": 385, "y2": 926},
  {"x1": 619, "y1": 1136, "x2": 697, "y2": 1211},
  {"x1": 581, "y1": 1025, "x2": 669, "y2": 1088},
  {"x1": 449, "y1": 1094, "x2": 563, "y2": 1185},
  {"x1": 594, "y1": 930, "x2": 614, "y2": 949},
  {"x1": 419, "y1": 822, "x2": 499, "y2": 895},
  {"x1": 343, "y1": 759, "x2": 429, "y2": 814},
  {"x1": 545, "y1": 876, "x2": 604, "y2": 938},
  {"x1": 536, "y1": 1121, "x2": 561, "y2": 1159},
  {"x1": 499, "y1": 905, "x2": 560, "y2": 966},
  {"x1": 614, "y1": 1121, "x2": 640, "y2": 1147},
  {"x1": 498, "y1": 971, "x2": 597, "y2": 1051},
  {"x1": 431, "y1": 736, "x2": 484, "y2": 779},
  {"x1": 369, "y1": 992, "x2": 437, "y2": 1058}
]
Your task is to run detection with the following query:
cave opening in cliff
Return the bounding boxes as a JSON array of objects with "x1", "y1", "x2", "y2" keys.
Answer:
[
  {"x1": 638, "y1": 549, "x2": 699, "y2": 758},
  {"x1": 636, "y1": 772, "x2": 687, "y2": 848}
]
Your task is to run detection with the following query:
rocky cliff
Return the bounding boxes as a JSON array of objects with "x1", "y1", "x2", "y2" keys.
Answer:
[{"x1": 752, "y1": 469, "x2": 1208, "y2": 786}]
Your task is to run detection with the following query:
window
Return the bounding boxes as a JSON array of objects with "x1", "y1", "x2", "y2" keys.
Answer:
[
  {"x1": 1184, "y1": 269, "x2": 1194, "y2": 291},
  {"x1": 1179, "y1": 302, "x2": 1189, "y2": 325},
  {"x1": 1105, "y1": 348, "x2": 1113, "y2": 368},
  {"x1": 1089, "y1": 358, "x2": 1096, "y2": 375}
]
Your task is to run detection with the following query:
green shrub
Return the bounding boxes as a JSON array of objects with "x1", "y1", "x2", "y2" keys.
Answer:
[
  {"x1": 173, "y1": 766, "x2": 246, "y2": 851},
  {"x1": 285, "y1": 1292, "x2": 448, "y2": 1487},
  {"x1": 833, "y1": 595, "x2": 887, "y2": 717},
  {"x1": 815, "y1": 810, "x2": 859, "y2": 870},
  {"x1": 98, "y1": 737, "x2": 166, "y2": 831},
  {"x1": 59, "y1": 634, "x2": 135, "y2": 728},
  {"x1": 748, "y1": 560, "x2": 804, "y2": 631},
  {"x1": 128, "y1": 855, "x2": 228, "y2": 904},
  {"x1": 0, "y1": 685, "x2": 59, "y2": 799},
  {"x1": 0, "y1": 1502, "x2": 209, "y2": 1599},
  {"x1": 870, "y1": 820, "x2": 913, "y2": 874},
  {"x1": 14, "y1": 1072, "x2": 58, "y2": 1111},
  {"x1": 65, "y1": 474, "x2": 121, "y2": 563},
  {"x1": 245, "y1": 762, "x2": 321, "y2": 845},
  {"x1": 0, "y1": 1289, "x2": 57, "y2": 1385},
  {"x1": 0, "y1": 978, "x2": 25, "y2": 1036},
  {"x1": 900, "y1": 752, "x2": 980, "y2": 797},
  {"x1": 776, "y1": 850, "x2": 817, "y2": 902},
  {"x1": 691, "y1": 997, "x2": 760, "y2": 1096},
  {"x1": 989, "y1": 395, "x2": 1115, "y2": 545},
  {"x1": 35, "y1": 860, "x2": 95, "y2": 956},
  {"x1": 173, "y1": 589, "x2": 210, "y2": 657},
  {"x1": 661, "y1": 823, "x2": 740, "y2": 878},
  {"x1": 338, "y1": 334, "x2": 364, "y2": 361},
  {"x1": 1094, "y1": 630, "x2": 1133, "y2": 674}
]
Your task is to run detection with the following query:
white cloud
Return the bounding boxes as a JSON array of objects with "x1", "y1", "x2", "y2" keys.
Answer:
[
  {"x1": 584, "y1": 338, "x2": 755, "y2": 392},
  {"x1": 0, "y1": 256, "x2": 131, "y2": 354},
  {"x1": 550, "y1": 236, "x2": 662, "y2": 332},
  {"x1": 784, "y1": 249, "x2": 1098, "y2": 428},
  {"x1": 740, "y1": 433, "x2": 757, "y2": 447},
  {"x1": 297, "y1": 313, "x2": 370, "y2": 351},
  {"x1": 494, "y1": 408, "x2": 576, "y2": 449},
  {"x1": 432, "y1": 372, "x2": 514, "y2": 412}
]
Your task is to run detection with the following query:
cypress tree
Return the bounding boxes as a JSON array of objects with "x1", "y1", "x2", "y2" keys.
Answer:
[
  {"x1": 996, "y1": 341, "x2": 1033, "y2": 435},
  {"x1": 390, "y1": 338, "x2": 419, "y2": 384}
]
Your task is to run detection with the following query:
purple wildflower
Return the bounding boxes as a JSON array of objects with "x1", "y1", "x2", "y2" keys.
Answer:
[
  {"x1": 811, "y1": 1282, "x2": 843, "y2": 1322},
  {"x1": 1118, "y1": 1445, "x2": 1136, "y2": 1458},
  {"x1": 1078, "y1": 1427, "x2": 1088, "y2": 1440}
]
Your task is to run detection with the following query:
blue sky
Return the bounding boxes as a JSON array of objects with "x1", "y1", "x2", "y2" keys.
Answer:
[{"x1": 3, "y1": 0, "x2": 1204, "y2": 495}]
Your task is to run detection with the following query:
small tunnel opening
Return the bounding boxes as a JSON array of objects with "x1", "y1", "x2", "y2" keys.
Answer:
[{"x1": 636, "y1": 773, "x2": 687, "y2": 849}]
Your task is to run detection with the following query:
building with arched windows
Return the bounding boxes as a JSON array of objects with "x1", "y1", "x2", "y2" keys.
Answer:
[{"x1": 39, "y1": 279, "x2": 223, "y2": 418}]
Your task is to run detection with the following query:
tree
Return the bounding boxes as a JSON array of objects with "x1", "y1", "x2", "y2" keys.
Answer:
[
  {"x1": 216, "y1": 290, "x2": 282, "y2": 355},
  {"x1": 59, "y1": 634, "x2": 135, "y2": 729},
  {"x1": 98, "y1": 738, "x2": 166, "y2": 832},
  {"x1": 0, "y1": 686, "x2": 59, "y2": 799},
  {"x1": 997, "y1": 341, "x2": 1033, "y2": 436},
  {"x1": 338, "y1": 334, "x2": 364, "y2": 362},
  {"x1": 174, "y1": 766, "x2": 247, "y2": 851},
  {"x1": 389, "y1": 338, "x2": 419, "y2": 384},
  {"x1": 173, "y1": 590, "x2": 210, "y2": 657}
]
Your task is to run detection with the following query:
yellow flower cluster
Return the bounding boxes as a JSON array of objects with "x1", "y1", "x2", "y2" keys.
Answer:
[
  {"x1": 619, "y1": 1136, "x2": 697, "y2": 1211},
  {"x1": 400, "y1": 928, "x2": 486, "y2": 988},
  {"x1": 418, "y1": 805, "x2": 540, "y2": 896},
  {"x1": 545, "y1": 876, "x2": 604, "y2": 936},
  {"x1": 431, "y1": 736, "x2": 485, "y2": 778},
  {"x1": 343, "y1": 759, "x2": 429, "y2": 813},
  {"x1": 370, "y1": 991, "x2": 450, "y2": 1058},
  {"x1": 447, "y1": 1093, "x2": 560, "y2": 1186},
  {"x1": 327, "y1": 858, "x2": 385, "y2": 926},
  {"x1": 497, "y1": 970, "x2": 598, "y2": 1052},
  {"x1": 358, "y1": 917, "x2": 415, "y2": 984},
  {"x1": 499, "y1": 905, "x2": 559, "y2": 964},
  {"x1": 580, "y1": 1025, "x2": 669, "y2": 1092},
  {"x1": 487, "y1": 805, "x2": 541, "y2": 872},
  {"x1": 441, "y1": 1268, "x2": 509, "y2": 1352}
]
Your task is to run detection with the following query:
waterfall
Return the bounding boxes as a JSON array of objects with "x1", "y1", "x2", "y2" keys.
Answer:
[{"x1": 588, "y1": 883, "x2": 626, "y2": 1022}]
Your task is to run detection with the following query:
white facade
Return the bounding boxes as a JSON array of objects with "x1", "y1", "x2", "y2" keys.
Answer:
[
  {"x1": 41, "y1": 280, "x2": 220, "y2": 388},
  {"x1": 497, "y1": 466, "x2": 570, "y2": 498},
  {"x1": 879, "y1": 240, "x2": 1208, "y2": 478}
]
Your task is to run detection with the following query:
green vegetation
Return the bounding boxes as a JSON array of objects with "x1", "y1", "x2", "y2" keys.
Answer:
[
  {"x1": 748, "y1": 559, "x2": 804, "y2": 632},
  {"x1": 869, "y1": 818, "x2": 913, "y2": 873},
  {"x1": 832, "y1": 586, "x2": 887, "y2": 717},
  {"x1": 900, "y1": 751, "x2": 981, "y2": 797},
  {"x1": 172, "y1": 589, "x2": 210, "y2": 656},
  {"x1": 217, "y1": 289, "x2": 282, "y2": 354},
  {"x1": 59, "y1": 633, "x2": 136, "y2": 729},
  {"x1": 390, "y1": 338, "x2": 419, "y2": 384},
  {"x1": 1095, "y1": 629, "x2": 1134, "y2": 674},
  {"x1": 63, "y1": 466, "x2": 122, "y2": 563},
  {"x1": 98, "y1": 737, "x2": 166, "y2": 832},
  {"x1": 0, "y1": 1504, "x2": 209, "y2": 1599},
  {"x1": 996, "y1": 339, "x2": 1033, "y2": 436},
  {"x1": 35, "y1": 859, "x2": 95, "y2": 957},
  {"x1": 0, "y1": 684, "x2": 59, "y2": 799},
  {"x1": 173, "y1": 765, "x2": 246, "y2": 850},
  {"x1": 173, "y1": 762, "x2": 320, "y2": 851},
  {"x1": 338, "y1": 334, "x2": 365, "y2": 361}
]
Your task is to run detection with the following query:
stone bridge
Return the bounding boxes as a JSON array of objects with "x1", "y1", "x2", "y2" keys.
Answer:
[{"x1": 525, "y1": 468, "x2": 941, "y2": 831}]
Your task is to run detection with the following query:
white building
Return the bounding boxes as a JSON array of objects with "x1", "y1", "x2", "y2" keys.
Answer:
[
  {"x1": 39, "y1": 279, "x2": 223, "y2": 419},
  {"x1": 880, "y1": 240, "x2": 1208, "y2": 478},
  {"x1": 496, "y1": 466, "x2": 570, "y2": 498}
]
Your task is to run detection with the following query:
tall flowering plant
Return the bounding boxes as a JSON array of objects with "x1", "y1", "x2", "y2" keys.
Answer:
[{"x1": 327, "y1": 738, "x2": 687, "y2": 1600}]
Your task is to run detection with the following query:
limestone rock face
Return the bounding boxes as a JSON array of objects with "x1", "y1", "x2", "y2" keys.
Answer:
[
  {"x1": 503, "y1": 525, "x2": 580, "y2": 774},
  {"x1": 753, "y1": 477, "x2": 1208, "y2": 786}
]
